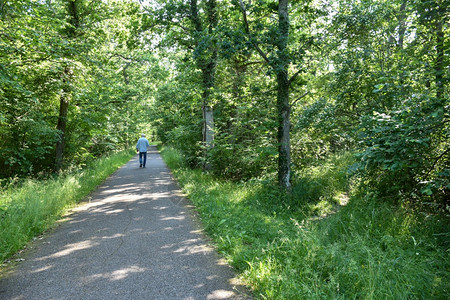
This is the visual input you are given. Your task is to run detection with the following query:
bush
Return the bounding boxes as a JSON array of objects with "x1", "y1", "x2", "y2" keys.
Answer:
[
  {"x1": 166, "y1": 123, "x2": 203, "y2": 167},
  {"x1": 209, "y1": 131, "x2": 277, "y2": 180},
  {"x1": 357, "y1": 94, "x2": 449, "y2": 210}
]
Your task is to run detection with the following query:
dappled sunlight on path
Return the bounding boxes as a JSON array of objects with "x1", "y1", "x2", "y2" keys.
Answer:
[{"x1": 0, "y1": 146, "x2": 250, "y2": 299}]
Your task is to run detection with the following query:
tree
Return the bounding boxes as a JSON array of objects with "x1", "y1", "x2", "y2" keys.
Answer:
[
  {"x1": 308, "y1": 0, "x2": 449, "y2": 207},
  {"x1": 0, "y1": 0, "x2": 64, "y2": 176},
  {"x1": 237, "y1": 0, "x2": 319, "y2": 190},
  {"x1": 54, "y1": 0, "x2": 86, "y2": 171},
  {"x1": 0, "y1": 0, "x2": 154, "y2": 179},
  {"x1": 189, "y1": 0, "x2": 218, "y2": 169},
  {"x1": 140, "y1": 0, "x2": 219, "y2": 169}
]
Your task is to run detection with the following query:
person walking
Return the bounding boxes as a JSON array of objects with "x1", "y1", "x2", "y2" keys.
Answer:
[{"x1": 136, "y1": 133, "x2": 150, "y2": 168}]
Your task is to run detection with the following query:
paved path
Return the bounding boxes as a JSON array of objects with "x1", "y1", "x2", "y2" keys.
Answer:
[{"x1": 0, "y1": 146, "x2": 250, "y2": 300}]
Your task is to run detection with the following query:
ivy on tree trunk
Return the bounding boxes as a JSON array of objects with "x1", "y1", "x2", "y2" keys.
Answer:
[
  {"x1": 54, "y1": 0, "x2": 80, "y2": 172},
  {"x1": 189, "y1": 0, "x2": 218, "y2": 170},
  {"x1": 276, "y1": 0, "x2": 291, "y2": 190},
  {"x1": 55, "y1": 66, "x2": 71, "y2": 172}
]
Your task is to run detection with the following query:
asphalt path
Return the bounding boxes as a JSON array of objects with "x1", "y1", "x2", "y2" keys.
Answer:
[{"x1": 0, "y1": 146, "x2": 250, "y2": 300}]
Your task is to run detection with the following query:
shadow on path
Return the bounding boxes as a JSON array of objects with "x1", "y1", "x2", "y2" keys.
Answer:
[{"x1": 0, "y1": 146, "x2": 250, "y2": 299}]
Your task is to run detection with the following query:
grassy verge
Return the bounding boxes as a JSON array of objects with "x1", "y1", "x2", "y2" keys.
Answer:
[
  {"x1": 161, "y1": 146, "x2": 449, "y2": 299},
  {"x1": 0, "y1": 149, "x2": 135, "y2": 263}
]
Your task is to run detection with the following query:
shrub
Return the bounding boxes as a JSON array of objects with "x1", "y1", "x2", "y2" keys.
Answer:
[{"x1": 357, "y1": 94, "x2": 449, "y2": 210}]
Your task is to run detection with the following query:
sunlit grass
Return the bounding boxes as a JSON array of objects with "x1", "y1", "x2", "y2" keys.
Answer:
[
  {"x1": 0, "y1": 149, "x2": 135, "y2": 263},
  {"x1": 161, "y1": 146, "x2": 449, "y2": 299}
]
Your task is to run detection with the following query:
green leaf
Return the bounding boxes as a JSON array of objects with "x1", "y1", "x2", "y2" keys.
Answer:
[{"x1": 421, "y1": 187, "x2": 433, "y2": 196}]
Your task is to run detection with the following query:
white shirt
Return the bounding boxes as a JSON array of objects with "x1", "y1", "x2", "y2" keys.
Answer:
[{"x1": 136, "y1": 137, "x2": 150, "y2": 152}]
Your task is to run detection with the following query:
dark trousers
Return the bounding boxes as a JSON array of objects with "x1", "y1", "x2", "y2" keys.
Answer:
[{"x1": 139, "y1": 152, "x2": 147, "y2": 167}]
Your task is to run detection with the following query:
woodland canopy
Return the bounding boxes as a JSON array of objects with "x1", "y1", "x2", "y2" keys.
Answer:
[{"x1": 1, "y1": 0, "x2": 448, "y2": 210}]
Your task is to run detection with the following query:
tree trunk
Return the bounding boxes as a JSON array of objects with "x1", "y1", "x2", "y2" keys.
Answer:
[
  {"x1": 277, "y1": 0, "x2": 291, "y2": 190},
  {"x1": 201, "y1": 61, "x2": 216, "y2": 170},
  {"x1": 55, "y1": 67, "x2": 71, "y2": 171},
  {"x1": 435, "y1": 18, "x2": 444, "y2": 99},
  {"x1": 190, "y1": 0, "x2": 218, "y2": 170},
  {"x1": 237, "y1": 0, "x2": 292, "y2": 190},
  {"x1": 55, "y1": 0, "x2": 79, "y2": 171},
  {"x1": 203, "y1": 105, "x2": 214, "y2": 169},
  {"x1": 397, "y1": 0, "x2": 407, "y2": 49},
  {"x1": 122, "y1": 62, "x2": 131, "y2": 147},
  {"x1": 203, "y1": 0, "x2": 217, "y2": 170}
]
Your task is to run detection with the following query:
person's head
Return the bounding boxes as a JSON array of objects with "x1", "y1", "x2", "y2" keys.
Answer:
[{"x1": 141, "y1": 134, "x2": 145, "y2": 137}]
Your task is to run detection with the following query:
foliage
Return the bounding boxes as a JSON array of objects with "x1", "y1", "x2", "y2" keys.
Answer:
[
  {"x1": 357, "y1": 93, "x2": 449, "y2": 208},
  {"x1": 151, "y1": 70, "x2": 203, "y2": 167},
  {"x1": 0, "y1": 0, "x2": 159, "y2": 179},
  {"x1": 292, "y1": 0, "x2": 450, "y2": 208},
  {"x1": 145, "y1": 0, "x2": 448, "y2": 208},
  {"x1": 209, "y1": 72, "x2": 279, "y2": 179}
]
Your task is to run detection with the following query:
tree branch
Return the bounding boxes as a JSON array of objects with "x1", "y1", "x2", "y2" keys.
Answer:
[
  {"x1": 138, "y1": 0, "x2": 153, "y2": 14},
  {"x1": 6, "y1": 54, "x2": 54, "y2": 67},
  {"x1": 110, "y1": 53, "x2": 134, "y2": 62},
  {"x1": 290, "y1": 91, "x2": 309, "y2": 108},
  {"x1": 238, "y1": 0, "x2": 270, "y2": 64},
  {"x1": 239, "y1": 60, "x2": 265, "y2": 68},
  {"x1": 288, "y1": 69, "x2": 302, "y2": 86},
  {"x1": 171, "y1": 22, "x2": 191, "y2": 35},
  {"x1": 424, "y1": 148, "x2": 450, "y2": 179}
]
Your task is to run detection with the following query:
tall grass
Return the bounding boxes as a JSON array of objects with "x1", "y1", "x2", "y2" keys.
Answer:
[
  {"x1": 161, "y1": 146, "x2": 449, "y2": 299},
  {"x1": 0, "y1": 149, "x2": 135, "y2": 263}
]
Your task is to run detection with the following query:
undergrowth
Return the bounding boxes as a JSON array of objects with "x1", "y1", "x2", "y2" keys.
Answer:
[
  {"x1": 0, "y1": 149, "x2": 135, "y2": 263},
  {"x1": 161, "y1": 146, "x2": 449, "y2": 299}
]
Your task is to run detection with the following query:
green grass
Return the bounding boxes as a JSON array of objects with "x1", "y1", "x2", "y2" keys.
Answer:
[
  {"x1": 0, "y1": 149, "x2": 135, "y2": 263},
  {"x1": 161, "y1": 146, "x2": 449, "y2": 299}
]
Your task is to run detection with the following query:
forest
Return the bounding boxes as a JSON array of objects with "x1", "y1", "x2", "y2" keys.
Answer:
[{"x1": 1, "y1": 0, "x2": 449, "y2": 298}]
